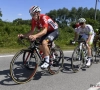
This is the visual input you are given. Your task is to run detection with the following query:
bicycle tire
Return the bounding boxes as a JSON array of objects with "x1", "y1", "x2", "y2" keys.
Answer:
[
  {"x1": 48, "y1": 46, "x2": 64, "y2": 75},
  {"x1": 92, "y1": 47, "x2": 100, "y2": 63},
  {"x1": 71, "y1": 46, "x2": 83, "y2": 73},
  {"x1": 10, "y1": 49, "x2": 38, "y2": 84}
]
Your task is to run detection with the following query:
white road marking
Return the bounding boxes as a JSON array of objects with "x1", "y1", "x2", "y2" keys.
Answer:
[
  {"x1": 63, "y1": 50, "x2": 73, "y2": 52},
  {"x1": 0, "y1": 55, "x2": 14, "y2": 57},
  {"x1": 0, "y1": 51, "x2": 73, "y2": 58}
]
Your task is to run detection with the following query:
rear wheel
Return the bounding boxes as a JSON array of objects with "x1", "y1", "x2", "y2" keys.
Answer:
[
  {"x1": 92, "y1": 47, "x2": 100, "y2": 63},
  {"x1": 48, "y1": 46, "x2": 64, "y2": 75},
  {"x1": 10, "y1": 49, "x2": 38, "y2": 84}
]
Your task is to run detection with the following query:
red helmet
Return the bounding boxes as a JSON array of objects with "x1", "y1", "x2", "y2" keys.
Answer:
[{"x1": 75, "y1": 23, "x2": 80, "y2": 28}]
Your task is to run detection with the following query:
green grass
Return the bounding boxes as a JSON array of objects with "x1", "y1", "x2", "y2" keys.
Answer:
[{"x1": 61, "y1": 45, "x2": 76, "y2": 50}]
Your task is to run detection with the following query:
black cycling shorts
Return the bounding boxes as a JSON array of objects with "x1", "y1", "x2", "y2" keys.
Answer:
[{"x1": 40, "y1": 29, "x2": 59, "y2": 43}]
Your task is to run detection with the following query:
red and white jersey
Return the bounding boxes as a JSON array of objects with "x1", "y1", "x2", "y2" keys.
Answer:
[{"x1": 31, "y1": 14, "x2": 58, "y2": 32}]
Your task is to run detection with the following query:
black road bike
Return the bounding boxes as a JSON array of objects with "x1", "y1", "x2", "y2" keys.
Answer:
[{"x1": 10, "y1": 38, "x2": 64, "y2": 84}]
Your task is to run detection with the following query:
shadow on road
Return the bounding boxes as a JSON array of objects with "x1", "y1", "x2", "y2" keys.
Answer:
[
  {"x1": 0, "y1": 56, "x2": 77, "y2": 85},
  {"x1": 61, "y1": 56, "x2": 74, "y2": 74},
  {"x1": 0, "y1": 69, "x2": 17, "y2": 85},
  {"x1": 0, "y1": 68, "x2": 52, "y2": 85}
]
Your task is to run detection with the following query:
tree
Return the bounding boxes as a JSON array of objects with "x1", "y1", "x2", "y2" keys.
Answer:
[
  {"x1": 69, "y1": 7, "x2": 78, "y2": 22},
  {"x1": 0, "y1": 8, "x2": 2, "y2": 17}
]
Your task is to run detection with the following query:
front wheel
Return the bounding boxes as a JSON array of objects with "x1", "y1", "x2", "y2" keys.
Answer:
[
  {"x1": 71, "y1": 47, "x2": 83, "y2": 73},
  {"x1": 10, "y1": 49, "x2": 38, "y2": 84}
]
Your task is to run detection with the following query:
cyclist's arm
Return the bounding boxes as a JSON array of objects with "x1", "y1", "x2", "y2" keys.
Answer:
[
  {"x1": 74, "y1": 32, "x2": 79, "y2": 41},
  {"x1": 23, "y1": 29, "x2": 35, "y2": 37},
  {"x1": 34, "y1": 27, "x2": 48, "y2": 38},
  {"x1": 74, "y1": 28, "x2": 79, "y2": 41},
  {"x1": 23, "y1": 24, "x2": 36, "y2": 37}
]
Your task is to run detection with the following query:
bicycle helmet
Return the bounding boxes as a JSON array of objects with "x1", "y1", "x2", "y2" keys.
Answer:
[
  {"x1": 78, "y1": 18, "x2": 86, "y2": 23},
  {"x1": 29, "y1": 6, "x2": 41, "y2": 14}
]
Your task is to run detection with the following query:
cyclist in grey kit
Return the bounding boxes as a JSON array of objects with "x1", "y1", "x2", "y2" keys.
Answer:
[{"x1": 73, "y1": 18, "x2": 94, "y2": 66}]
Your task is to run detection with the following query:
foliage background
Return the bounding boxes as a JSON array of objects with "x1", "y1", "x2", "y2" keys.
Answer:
[{"x1": 0, "y1": 7, "x2": 100, "y2": 49}]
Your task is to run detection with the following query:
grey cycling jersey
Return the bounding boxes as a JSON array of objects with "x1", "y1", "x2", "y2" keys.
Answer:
[{"x1": 76, "y1": 24, "x2": 94, "y2": 36}]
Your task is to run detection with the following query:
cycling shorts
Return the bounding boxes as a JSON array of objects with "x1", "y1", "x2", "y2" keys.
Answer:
[
  {"x1": 40, "y1": 29, "x2": 59, "y2": 43},
  {"x1": 78, "y1": 34, "x2": 94, "y2": 45}
]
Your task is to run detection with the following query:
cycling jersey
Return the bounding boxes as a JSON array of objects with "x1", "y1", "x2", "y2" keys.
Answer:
[
  {"x1": 76, "y1": 24, "x2": 94, "y2": 45},
  {"x1": 77, "y1": 24, "x2": 94, "y2": 35},
  {"x1": 31, "y1": 14, "x2": 58, "y2": 32}
]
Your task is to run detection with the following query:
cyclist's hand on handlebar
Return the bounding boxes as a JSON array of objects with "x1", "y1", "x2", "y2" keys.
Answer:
[{"x1": 29, "y1": 35, "x2": 37, "y2": 41}]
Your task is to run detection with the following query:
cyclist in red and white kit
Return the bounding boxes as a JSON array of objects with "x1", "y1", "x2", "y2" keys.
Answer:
[{"x1": 18, "y1": 6, "x2": 59, "y2": 68}]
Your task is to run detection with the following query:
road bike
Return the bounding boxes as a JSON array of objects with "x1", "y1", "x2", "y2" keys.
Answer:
[
  {"x1": 10, "y1": 38, "x2": 64, "y2": 84},
  {"x1": 71, "y1": 40, "x2": 94, "y2": 73}
]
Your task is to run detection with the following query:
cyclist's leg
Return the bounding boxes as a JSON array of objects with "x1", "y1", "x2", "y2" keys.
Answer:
[
  {"x1": 40, "y1": 37, "x2": 50, "y2": 68},
  {"x1": 40, "y1": 29, "x2": 59, "y2": 68},
  {"x1": 86, "y1": 34, "x2": 94, "y2": 66},
  {"x1": 88, "y1": 34, "x2": 94, "y2": 56},
  {"x1": 80, "y1": 34, "x2": 94, "y2": 66}
]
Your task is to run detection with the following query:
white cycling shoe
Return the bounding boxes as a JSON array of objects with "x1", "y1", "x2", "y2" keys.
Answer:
[
  {"x1": 41, "y1": 62, "x2": 49, "y2": 69},
  {"x1": 86, "y1": 59, "x2": 91, "y2": 67}
]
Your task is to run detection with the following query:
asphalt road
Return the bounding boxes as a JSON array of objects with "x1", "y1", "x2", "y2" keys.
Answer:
[{"x1": 0, "y1": 51, "x2": 100, "y2": 90}]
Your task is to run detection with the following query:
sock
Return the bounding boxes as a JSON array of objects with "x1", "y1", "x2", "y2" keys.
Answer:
[
  {"x1": 53, "y1": 53, "x2": 56, "y2": 59},
  {"x1": 88, "y1": 56, "x2": 92, "y2": 61},
  {"x1": 88, "y1": 56, "x2": 92, "y2": 59},
  {"x1": 44, "y1": 56, "x2": 49, "y2": 63}
]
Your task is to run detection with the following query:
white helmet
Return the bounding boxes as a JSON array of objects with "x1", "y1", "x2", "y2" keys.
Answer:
[
  {"x1": 78, "y1": 18, "x2": 86, "y2": 23},
  {"x1": 29, "y1": 6, "x2": 41, "y2": 14}
]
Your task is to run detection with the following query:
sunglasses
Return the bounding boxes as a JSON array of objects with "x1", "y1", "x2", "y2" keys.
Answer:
[
  {"x1": 79, "y1": 23, "x2": 84, "y2": 25},
  {"x1": 30, "y1": 12, "x2": 38, "y2": 17}
]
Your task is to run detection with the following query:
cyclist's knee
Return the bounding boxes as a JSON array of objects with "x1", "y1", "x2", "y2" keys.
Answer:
[
  {"x1": 42, "y1": 40, "x2": 48, "y2": 46},
  {"x1": 87, "y1": 44, "x2": 91, "y2": 49}
]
